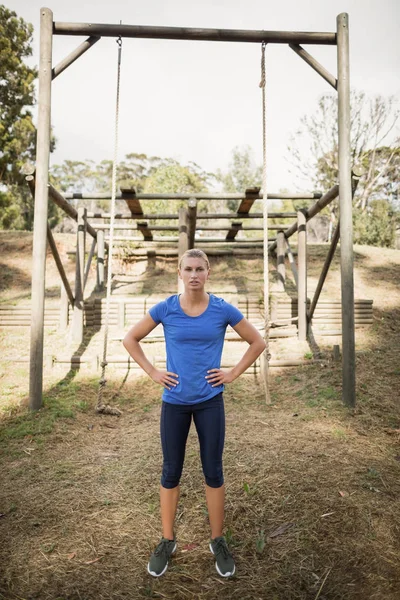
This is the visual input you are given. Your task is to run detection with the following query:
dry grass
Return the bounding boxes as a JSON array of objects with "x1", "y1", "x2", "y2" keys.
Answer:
[{"x1": 0, "y1": 233, "x2": 400, "y2": 599}]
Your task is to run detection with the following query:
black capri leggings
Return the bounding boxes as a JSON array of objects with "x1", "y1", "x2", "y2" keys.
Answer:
[{"x1": 160, "y1": 392, "x2": 225, "y2": 489}]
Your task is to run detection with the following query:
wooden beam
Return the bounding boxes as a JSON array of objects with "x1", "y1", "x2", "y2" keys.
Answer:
[
  {"x1": 297, "y1": 210, "x2": 307, "y2": 341},
  {"x1": 276, "y1": 231, "x2": 286, "y2": 291},
  {"x1": 337, "y1": 12, "x2": 355, "y2": 408},
  {"x1": 52, "y1": 35, "x2": 100, "y2": 80},
  {"x1": 86, "y1": 211, "x2": 298, "y2": 219},
  {"x1": 29, "y1": 7, "x2": 53, "y2": 412},
  {"x1": 289, "y1": 43, "x2": 337, "y2": 89},
  {"x1": 226, "y1": 221, "x2": 242, "y2": 240},
  {"x1": 66, "y1": 191, "x2": 323, "y2": 200},
  {"x1": 187, "y1": 198, "x2": 197, "y2": 248},
  {"x1": 53, "y1": 22, "x2": 337, "y2": 45},
  {"x1": 96, "y1": 230, "x2": 105, "y2": 290},
  {"x1": 46, "y1": 225, "x2": 75, "y2": 305},
  {"x1": 285, "y1": 238, "x2": 298, "y2": 289},
  {"x1": 122, "y1": 189, "x2": 144, "y2": 216},
  {"x1": 137, "y1": 221, "x2": 153, "y2": 241},
  {"x1": 83, "y1": 236, "x2": 97, "y2": 291},
  {"x1": 237, "y1": 187, "x2": 260, "y2": 215},
  {"x1": 72, "y1": 207, "x2": 86, "y2": 342},
  {"x1": 268, "y1": 184, "x2": 339, "y2": 252}
]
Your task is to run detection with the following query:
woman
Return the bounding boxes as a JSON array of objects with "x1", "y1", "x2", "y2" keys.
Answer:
[{"x1": 123, "y1": 249, "x2": 266, "y2": 578}]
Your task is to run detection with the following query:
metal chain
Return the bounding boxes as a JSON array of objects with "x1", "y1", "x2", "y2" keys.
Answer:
[
  {"x1": 97, "y1": 36, "x2": 123, "y2": 416},
  {"x1": 260, "y1": 42, "x2": 271, "y2": 399}
]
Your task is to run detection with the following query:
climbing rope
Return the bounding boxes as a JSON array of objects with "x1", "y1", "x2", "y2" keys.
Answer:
[
  {"x1": 260, "y1": 41, "x2": 271, "y2": 399},
  {"x1": 96, "y1": 36, "x2": 123, "y2": 416}
]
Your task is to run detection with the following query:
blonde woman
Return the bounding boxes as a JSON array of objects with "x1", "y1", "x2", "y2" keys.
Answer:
[{"x1": 123, "y1": 249, "x2": 265, "y2": 577}]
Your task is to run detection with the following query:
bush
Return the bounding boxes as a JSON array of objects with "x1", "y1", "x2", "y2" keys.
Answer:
[{"x1": 353, "y1": 200, "x2": 396, "y2": 247}]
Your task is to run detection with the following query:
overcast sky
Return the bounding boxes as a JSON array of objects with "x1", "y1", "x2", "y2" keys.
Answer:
[{"x1": 8, "y1": 0, "x2": 400, "y2": 192}]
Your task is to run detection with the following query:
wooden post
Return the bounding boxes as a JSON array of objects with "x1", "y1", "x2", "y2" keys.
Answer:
[
  {"x1": 72, "y1": 207, "x2": 86, "y2": 342},
  {"x1": 337, "y1": 13, "x2": 356, "y2": 408},
  {"x1": 276, "y1": 231, "x2": 286, "y2": 291},
  {"x1": 187, "y1": 198, "x2": 197, "y2": 248},
  {"x1": 29, "y1": 8, "x2": 53, "y2": 411},
  {"x1": 297, "y1": 210, "x2": 307, "y2": 341},
  {"x1": 59, "y1": 282, "x2": 69, "y2": 331},
  {"x1": 178, "y1": 207, "x2": 189, "y2": 293},
  {"x1": 97, "y1": 229, "x2": 105, "y2": 291}
]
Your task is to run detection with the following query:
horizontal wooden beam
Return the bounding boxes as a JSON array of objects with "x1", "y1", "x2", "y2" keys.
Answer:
[
  {"x1": 86, "y1": 212, "x2": 299, "y2": 220},
  {"x1": 53, "y1": 22, "x2": 337, "y2": 45},
  {"x1": 107, "y1": 236, "x2": 275, "y2": 244},
  {"x1": 95, "y1": 224, "x2": 287, "y2": 231},
  {"x1": 64, "y1": 191, "x2": 322, "y2": 201}
]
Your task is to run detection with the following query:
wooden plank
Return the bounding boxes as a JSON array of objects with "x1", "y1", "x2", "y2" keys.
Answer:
[
  {"x1": 137, "y1": 221, "x2": 153, "y2": 241},
  {"x1": 237, "y1": 187, "x2": 260, "y2": 215},
  {"x1": 226, "y1": 221, "x2": 242, "y2": 240},
  {"x1": 123, "y1": 189, "x2": 144, "y2": 216}
]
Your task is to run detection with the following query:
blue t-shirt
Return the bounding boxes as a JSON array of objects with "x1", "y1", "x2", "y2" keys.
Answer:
[{"x1": 149, "y1": 294, "x2": 244, "y2": 405}]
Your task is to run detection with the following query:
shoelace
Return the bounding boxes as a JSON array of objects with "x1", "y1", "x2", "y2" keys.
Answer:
[
  {"x1": 214, "y1": 539, "x2": 230, "y2": 559},
  {"x1": 154, "y1": 540, "x2": 171, "y2": 557}
]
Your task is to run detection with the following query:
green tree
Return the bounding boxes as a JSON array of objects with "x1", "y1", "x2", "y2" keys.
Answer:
[
  {"x1": 0, "y1": 5, "x2": 37, "y2": 229},
  {"x1": 218, "y1": 145, "x2": 262, "y2": 193}
]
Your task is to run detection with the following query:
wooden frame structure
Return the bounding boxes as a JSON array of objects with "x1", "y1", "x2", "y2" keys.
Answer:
[{"x1": 29, "y1": 9, "x2": 355, "y2": 410}]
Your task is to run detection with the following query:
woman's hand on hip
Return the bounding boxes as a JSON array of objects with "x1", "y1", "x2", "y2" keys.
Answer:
[
  {"x1": 205, "y1": 368, "x2": 234, "y2": 387},
  {"x1": 149, "y1": 368, "x2": 179, "y2": 390}
]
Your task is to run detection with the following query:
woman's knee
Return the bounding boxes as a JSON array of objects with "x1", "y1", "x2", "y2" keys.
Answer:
[
  {"x1": 161, "y1": 463, "x2": 183, "y2": 488},
  {"x1": 203, "y1": 462, "x2": 224, "y2": 488}
]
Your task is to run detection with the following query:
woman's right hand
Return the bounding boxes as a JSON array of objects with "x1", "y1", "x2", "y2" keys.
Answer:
[{"x1": 149, "y1": 367, "x2": 179, "y2": 390}]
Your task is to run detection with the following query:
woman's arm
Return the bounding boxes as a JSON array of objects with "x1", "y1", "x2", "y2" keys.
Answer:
[
  {"x1": 123, "y1": 314, "x2": 179, "y2": 390},
  {"x1": 205, "y1": 318, "x2": 266, "y2": 387}
]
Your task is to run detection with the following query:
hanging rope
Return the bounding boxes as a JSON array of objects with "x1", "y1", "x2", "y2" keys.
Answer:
[
  {"x1": 260, "y1": 42, "x2": 271, "y2": 400},
  {"x1": 96, "y1": 36, "x2": 123, "y2": 416}
]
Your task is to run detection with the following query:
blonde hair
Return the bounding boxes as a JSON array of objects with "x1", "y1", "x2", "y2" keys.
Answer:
[{"x1": 178, "y1": 249, "x2": 210, "y2": 270}]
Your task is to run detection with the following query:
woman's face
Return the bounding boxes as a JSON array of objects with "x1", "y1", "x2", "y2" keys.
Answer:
[{"x1": 178, "y1": 257, "x2": 210, "y2": 290}]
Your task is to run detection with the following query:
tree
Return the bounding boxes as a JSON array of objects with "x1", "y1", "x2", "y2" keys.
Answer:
[
  {"x1": 287, "y1": 91, "x2": 400, "y2": 245},
  {"x1": 0, "y1": 5, "x2": 37, "y2": 229},
  {"x1": 288, "y1": 92, "x2": 399, "y2": 206}
]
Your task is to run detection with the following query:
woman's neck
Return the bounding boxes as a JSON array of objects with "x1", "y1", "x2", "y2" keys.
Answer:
[{"x1": 180, "y1": 290, "x2": 209, "y2": 306}]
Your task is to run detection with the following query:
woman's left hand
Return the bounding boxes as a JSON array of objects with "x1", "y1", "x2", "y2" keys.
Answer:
[{"x1": 205, "y1": 368, "x2": 235, "y2": 387}]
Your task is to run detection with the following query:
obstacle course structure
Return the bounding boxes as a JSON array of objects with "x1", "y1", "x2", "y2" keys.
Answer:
[{"x1": 29, "y1": 9, "x2": 356, "y2": 410}]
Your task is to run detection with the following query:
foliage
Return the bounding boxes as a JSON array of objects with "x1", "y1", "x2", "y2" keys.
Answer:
[
  {"x1": 353, "y1": 200, "x2": 395, "y2": 247},
  {"x1": 287, "y1": 91, "x2": 400, "y2": 246},
  {"x1": 50, "y1": 154, "x2": 216, "y2": 232},
  {"x1": 0, "y1": 5, "x2": 37, "y2": 230},
  {"x1": 218, "y1": 145, "x2": 263, "y2": 194},
  {"x1": 288, "y1": 92, "x2": 399, "y2": 207},
  {"x1": 217, "y1": 145, "x2": 262, "y2": 212}
]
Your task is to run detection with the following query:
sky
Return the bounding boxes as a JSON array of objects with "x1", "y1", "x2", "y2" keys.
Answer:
[{"x1": 8, "y1": 0, "x2": 400, "y2": 192}]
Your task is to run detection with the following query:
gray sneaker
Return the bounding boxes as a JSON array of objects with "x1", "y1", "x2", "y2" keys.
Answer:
[
  {"x1": 147, "y1": 538, "x2": 177, "y2": 577},
  {"x1": 209, "y1": 536, "x2": 235, "y2": 577}
]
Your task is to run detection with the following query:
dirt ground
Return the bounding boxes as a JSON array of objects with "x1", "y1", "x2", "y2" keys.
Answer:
[{"x1": 0, "y1": 232, "x2": 399, "y2": 600}]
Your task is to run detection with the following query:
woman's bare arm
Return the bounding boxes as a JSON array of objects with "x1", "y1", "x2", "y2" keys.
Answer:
[
  {"x1": 205, "y1": 318, "x2": 266, "y2": 387},
  {"x1": 123, "y1": 314, "x2": 179, "y2": 390}
]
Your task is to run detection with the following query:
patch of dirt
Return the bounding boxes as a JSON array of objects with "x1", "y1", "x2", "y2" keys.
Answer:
[{"x1": 0, "y1": 233, "x2": 399, "y2": 599}]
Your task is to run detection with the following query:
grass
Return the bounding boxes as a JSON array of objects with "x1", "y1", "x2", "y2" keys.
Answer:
[{"x1": 0, "y1": 236, "x2": 400, "y2": 599}]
